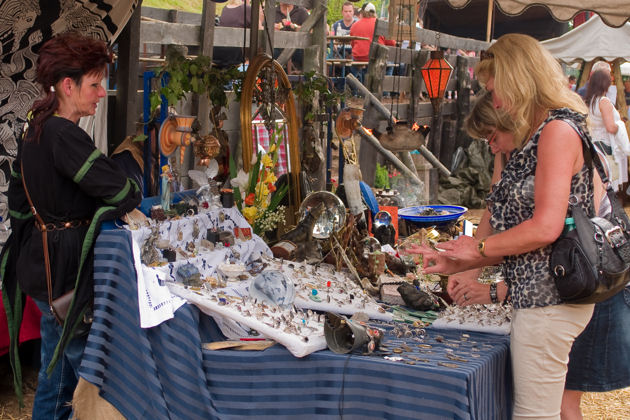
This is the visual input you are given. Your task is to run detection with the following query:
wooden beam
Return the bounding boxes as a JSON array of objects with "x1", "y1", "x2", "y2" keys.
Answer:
[
  {"x1": 140, "y1": 22, "x2": 312, "y2": 49},
  {"x1": 113, "y1": 4, "x2": 142, "y2": 152},
  {"x1": 374, "y1": 20, "x2": 490, "y2": 51}
]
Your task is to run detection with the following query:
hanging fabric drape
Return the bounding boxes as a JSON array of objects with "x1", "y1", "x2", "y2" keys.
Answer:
[
  {"x1": 0, "y1": 0, "x2": 139, "y2": 242},
  {"x1": 444, "y1": 0, "x2": 630, "y2": 28}
]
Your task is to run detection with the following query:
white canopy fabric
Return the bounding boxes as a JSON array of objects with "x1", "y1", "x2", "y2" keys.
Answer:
[
  {"x1": 445, "y1": 0, "x2": 630, "y2": 28},
  {"x1": 541, "y1": 15, "x2": 630, "y2": 63}
]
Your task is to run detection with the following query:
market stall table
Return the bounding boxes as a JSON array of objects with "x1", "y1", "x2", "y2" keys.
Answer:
[{"x1": 78, "y1": 228, "x2": 512, "y2": 420}]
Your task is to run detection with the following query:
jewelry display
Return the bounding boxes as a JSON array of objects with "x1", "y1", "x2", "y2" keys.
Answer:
[{"x1": 432, "y1": 303, "x2": 513, "y2": 334}]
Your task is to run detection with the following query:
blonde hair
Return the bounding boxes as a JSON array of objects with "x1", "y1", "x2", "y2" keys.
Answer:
[
  {"x1": 476, "y1": 33, "x2": 587, "y2": 147},
  {"x1": 465, "y1": 91, "x2": 516, "y2": 140}
]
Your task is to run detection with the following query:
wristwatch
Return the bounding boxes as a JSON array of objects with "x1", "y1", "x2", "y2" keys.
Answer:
[
  {"x1": 489, "y1": 282, "x2": 499, "y2": 304},
  {"x1": 477, "y1": 239, "x2": 487, "y2": 257}
]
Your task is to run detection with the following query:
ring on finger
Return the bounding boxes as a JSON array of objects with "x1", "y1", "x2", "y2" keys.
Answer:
[{"x1": 464, "y1": 293, "x2": 469, "y2": 301}]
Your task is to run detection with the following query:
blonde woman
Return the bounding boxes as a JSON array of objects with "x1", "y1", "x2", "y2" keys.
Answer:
[{"x1": 409, "y1": 34, "x2": 596, "y2": 419}]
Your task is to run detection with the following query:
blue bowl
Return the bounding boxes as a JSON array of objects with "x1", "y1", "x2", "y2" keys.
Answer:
[{"x1": 398, "y1": 205, "x2": 468, "y2": 227}]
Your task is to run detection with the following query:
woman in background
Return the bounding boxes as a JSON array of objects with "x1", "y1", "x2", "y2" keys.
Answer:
[{"x1": 584, "y1": 69, "x2": 629, "y2": 192}]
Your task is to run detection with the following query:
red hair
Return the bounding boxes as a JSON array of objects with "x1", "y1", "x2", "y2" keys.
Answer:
[{"x1": 29, "y1": 32, "x2": 113, "y2": 142}]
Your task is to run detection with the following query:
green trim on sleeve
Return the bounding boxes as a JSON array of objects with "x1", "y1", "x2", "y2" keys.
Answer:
[
  {"x1": 72, "y1": 149, "x2": 102, "y2": 184},
  {"x1": 103, "y1": 179, "x2": 131, "y2": 205},
  {"x1": 10, "y1": 170, "x2": 21, "y2": 180},
  {"x1": 9, "y1": 209, "x2": 33, "y2": 220}
]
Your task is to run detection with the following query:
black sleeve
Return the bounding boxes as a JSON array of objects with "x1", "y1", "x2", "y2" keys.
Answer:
[
  {"x1": 52, "y1": 124, "x2": 141, "y2": 217},
  {"x1": 294, "y1": 8, "x2": 309, "y2": 25}
]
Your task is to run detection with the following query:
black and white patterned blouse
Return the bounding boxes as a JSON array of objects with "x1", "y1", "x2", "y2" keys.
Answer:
[{"x1": 487, "y1": 108, "x2": 595, "y2": 309}]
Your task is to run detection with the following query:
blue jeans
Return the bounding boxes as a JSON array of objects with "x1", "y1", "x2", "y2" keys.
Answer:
[{"x1": 33, "y1": 299, "x2": 87, "y2": 420}]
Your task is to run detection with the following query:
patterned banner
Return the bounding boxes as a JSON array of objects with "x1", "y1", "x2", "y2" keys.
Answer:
[{"x1": 0, "y1": 0, "x2": 138, "y2": 244}]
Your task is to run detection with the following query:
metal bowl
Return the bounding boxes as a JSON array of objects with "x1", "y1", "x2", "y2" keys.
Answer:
[{"x1": 298, "y1": 191, "x2": 347, "y2": 239}]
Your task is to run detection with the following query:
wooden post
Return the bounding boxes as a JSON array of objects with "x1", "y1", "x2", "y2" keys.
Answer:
[
  {"x1": 365, "y1": 43, "x2": 389, "y2": 101},
  {"x1": 198, "y1": 0, "x2": 216, "y2": 136},
  {"x1": 439, "y1": 118, "x2": 457, "y2": 170},
  {"x1": 113, "y1": 5, "x2": 141, "y2": 152},
  {"x1": 360, "y1": 43, "x2": 389, "y2": 185},
  {"x1": 428, "y1": 105, "x2": 444, "y2": 160},
  {"x1": 262, "y1": 0, "x2": 275, "y2": 56},
  {"x1": 454, "y1": 54, "x2": 472, "y2": 152},
  {"x1": 249, "y1": 0, "x2": 261, "y2": 60},
  {"x1": 485, "y1": 0, "x2": 494, "y2": 42}
]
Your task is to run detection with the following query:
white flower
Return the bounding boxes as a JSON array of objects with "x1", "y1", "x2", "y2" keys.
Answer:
[{"x1": 230, "y1": 169, "x2": 249, "y2": 191}]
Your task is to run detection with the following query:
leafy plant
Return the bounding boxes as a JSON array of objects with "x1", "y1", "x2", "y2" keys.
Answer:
[
  {"x1": 149, "y1": 48, "x2": 243, "y2": 118},
  {"x1": 374, "y1": 163, "x2": 391, "y2": 189},
  {"x1": 293, "y1": 71, "x2": 344, "y2": 122}
]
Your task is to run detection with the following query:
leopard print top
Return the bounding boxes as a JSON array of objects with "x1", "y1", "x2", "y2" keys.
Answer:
[{"x1": 487, "y1": 108, "x2": 594, "y2": 309}]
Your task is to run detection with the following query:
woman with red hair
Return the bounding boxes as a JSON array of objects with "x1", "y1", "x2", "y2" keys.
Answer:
[{"x1": 2, "y1": 32, "x2": 141, "y2": 419}]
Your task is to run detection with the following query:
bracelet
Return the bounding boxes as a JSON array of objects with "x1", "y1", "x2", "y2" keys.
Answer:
[
  {"x1": 489, "y1": 282, "x2": 498, "y2": 304},
  {"x1": 477, "y1": 239, "x2": 487, "y2": 257}
]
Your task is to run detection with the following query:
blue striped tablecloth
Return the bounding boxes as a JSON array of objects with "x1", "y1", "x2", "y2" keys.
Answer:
[{"x1": 79, "y1": 229, "x2": 512, "y2": 420}]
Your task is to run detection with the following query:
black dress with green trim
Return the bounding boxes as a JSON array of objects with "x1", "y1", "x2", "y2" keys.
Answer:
[{"x1": 1, "y1": 116, "x2": 141, "y2": 404}]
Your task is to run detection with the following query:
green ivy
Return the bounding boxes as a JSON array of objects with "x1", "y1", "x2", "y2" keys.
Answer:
[
  {"x1": 293, "y1": 70, "x2": 344, "y2": 122},
  {"x1": 149, "y1": 48, "x2": 244, "y2": 115}
]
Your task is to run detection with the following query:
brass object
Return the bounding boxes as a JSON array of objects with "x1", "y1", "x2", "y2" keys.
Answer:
[
  {"x1": 193, "y1": 134, "x2": 221, "y2": 166},
  {"x1": 334, "y1": 107, "x2": 364, "y2": 139}
]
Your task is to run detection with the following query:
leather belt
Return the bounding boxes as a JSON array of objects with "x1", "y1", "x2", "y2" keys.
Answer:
[{"x1": 35, "y1": 219, "x2": 91, "y2": 232}]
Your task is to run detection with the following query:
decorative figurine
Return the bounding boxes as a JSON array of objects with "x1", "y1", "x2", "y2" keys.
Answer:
[
  {"x1": 141, "y1": 226, "x2": 162, "y2": 266},
  {"x1": 161, "y1": 165, "x2": 174, "y2": 212}
]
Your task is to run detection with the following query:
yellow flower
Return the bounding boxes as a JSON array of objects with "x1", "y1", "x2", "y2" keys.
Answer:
[
  {"x1": 261, "y1": 154, "x2": 273, "y2": 168},
  {"x1": 269, "y1": 144, "x2": 277, "y2": 153},
  {"x1": 264, "y1": 171, "x2": 277, "y2": 185},
  {"x1": 161, "y1": 165, "x2": 170, "y2": 173},
  {"x1": 242, "y1": 206, "x2": 258, "y2": 224}
]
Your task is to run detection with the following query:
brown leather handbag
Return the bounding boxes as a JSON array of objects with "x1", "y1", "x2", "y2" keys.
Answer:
[{"x1": 21, "y1": 161, "x2": 74, "y2": 325}]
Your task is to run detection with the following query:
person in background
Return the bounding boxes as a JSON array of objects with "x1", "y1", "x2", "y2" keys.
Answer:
[
  {"x1": 349, "y1": 2, "x2": 395, "y2": 83},
  {"x1": 404, "y1": 34, "x2": 595, "y2": 419},
  {"x1": 329, "y1": 2, "x2": 357, "y2": 86},
  {"x1": 585, "y1": 69, "x2": 629, "y2": 192},
  {"x1": 568, "y1": 75, "x2": 577, "y2": 91},
  {"x1": 577, "y1": 61, "x2": 617, "y2": 104},
  {"x1": 332, "y1": 2, "x2": 357, "y2": 37},
  {"x1": 213, "y1": 0, "x2": 252, "y2": 68},
  {"x1": 1, "y1": 32, "x2": 141, "y2": 419},
  {"x1": 274, "y1": 2, "x2": 309, "y2": 73}
]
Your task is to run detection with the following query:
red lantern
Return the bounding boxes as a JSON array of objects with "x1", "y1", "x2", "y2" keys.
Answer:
[{"x1": 420, "y1": 50, "x2": 453, "y2": 112}]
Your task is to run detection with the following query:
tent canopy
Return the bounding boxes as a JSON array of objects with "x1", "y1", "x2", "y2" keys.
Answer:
[
  {"x1": 445, "y1": 0, "x2": 630, "y2": 28},
  {"x1": 541, "y1": 15, "x2": 630, "y2": 63}
]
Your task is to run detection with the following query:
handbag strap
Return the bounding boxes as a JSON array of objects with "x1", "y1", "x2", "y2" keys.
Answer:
[
  {"x1": 564, "y1": 118, "x2": 613, "y2": 191},
  {"x1": 564, "y1": 118, "x2": 630, "y2": 233},
  {"x1": 20, "y1": 160, "x2": 55, "y2": 313}
]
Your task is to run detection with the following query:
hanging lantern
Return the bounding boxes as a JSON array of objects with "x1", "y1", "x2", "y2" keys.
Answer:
[{"x1": 420, "y1": 50, "x2": 453, "y2": 113}]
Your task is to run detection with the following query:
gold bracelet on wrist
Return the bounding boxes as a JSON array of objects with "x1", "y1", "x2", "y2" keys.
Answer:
[{"x1": 477, "y1": 239, "x2": 487, "y2": 258}]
